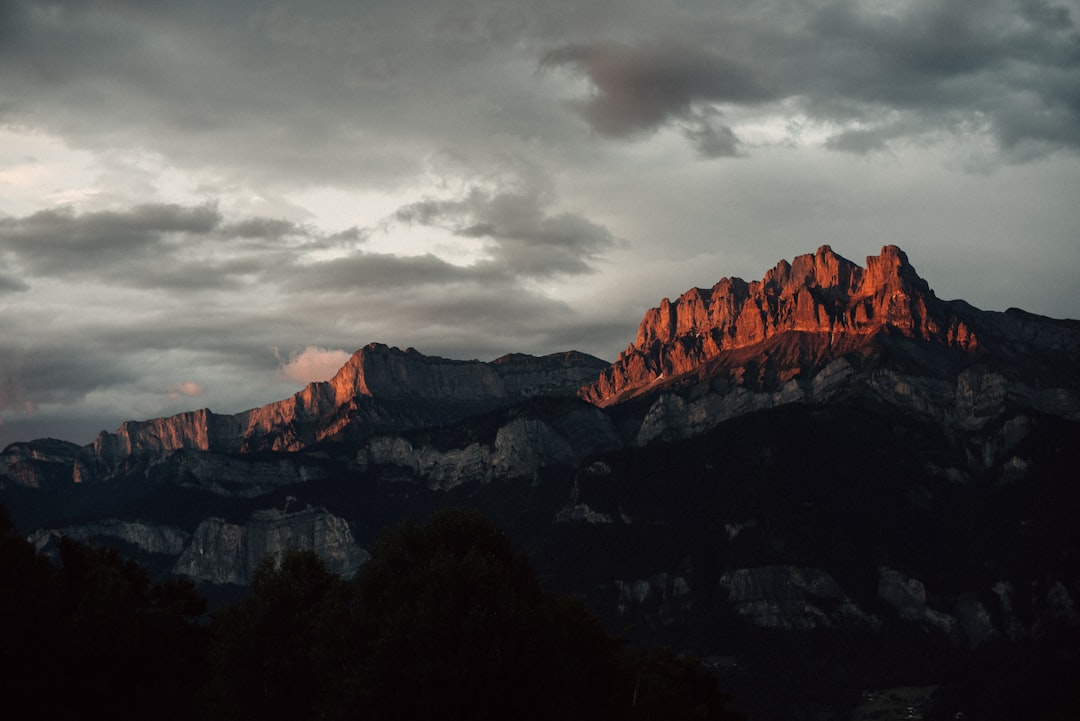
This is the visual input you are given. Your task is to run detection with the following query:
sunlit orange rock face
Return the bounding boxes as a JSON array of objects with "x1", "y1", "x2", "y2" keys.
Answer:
[
  {"x1": 74, "y1": 346, "x2": 609, "y2": 479},
  {"x1": 580, "y1": 245, "x2": 978, "y2": 406}
]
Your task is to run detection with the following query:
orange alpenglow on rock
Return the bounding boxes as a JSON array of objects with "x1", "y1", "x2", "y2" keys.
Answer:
[
  {"x1": 581, "y1": 245, "x2": 978, "y2": 406},
  {"x1": 66, "y1": 345, "x2": 611, "y2": 484}
]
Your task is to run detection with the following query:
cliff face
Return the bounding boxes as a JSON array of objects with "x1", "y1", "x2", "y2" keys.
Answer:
[
  {"x1": 331, "y1": 346, "x2": 609, "y2": 402},
  {"x1": 64, "y1": 345, "x2": 608, "y2": 484},
  {"x1": 581, "y1": 245, "x2": 979, "y2": 406},
  {"x1": 0, "y1": 438, "x2": 81, "y2": 490},
  {"x1": 29, "y1": 519, "x2": 191, "y2": 557},
  {"x1": 27, "y1": 508, "x2": 369, "y2": 586},
  {"x1": 174, "y1": 507, "x2": 369, "y2": 585},
  {"x1": 356, "y1": 404, "x2": 621, "y2": 490}
]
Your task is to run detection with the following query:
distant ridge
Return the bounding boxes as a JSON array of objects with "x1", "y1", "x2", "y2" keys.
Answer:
[
  {"x1": 4, "y1": 244, "x2": 1078, "y2": 487},
  {"x1": 0, "y1": 345, "x2": 608, "y2": 487}
]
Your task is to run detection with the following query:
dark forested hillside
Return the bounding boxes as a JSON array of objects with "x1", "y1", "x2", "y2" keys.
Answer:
[{"x1": 1, "y1": 505, "x2": 744, "y2": 721}]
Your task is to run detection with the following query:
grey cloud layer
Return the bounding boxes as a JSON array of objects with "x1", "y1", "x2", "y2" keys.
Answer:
[
  {"x1": 0, "y1": 0, "x2": 582, "y2": 186},
  {"x1": 2, "y1": 0, "x2": 1077, "y2": 181},
  {"x1": 0, "y1": 203, "x2": 310, "y2": 292},
  {"x1": 0, "y1": 273, "x2": 30, "y2": 293},
  {"x1": 801, "y1": 0, "x2": 1080, "y2": 156},
  {"x1": 0, "y1": 179, "x2": 615, "y2": 290},
  {"x1": 541, "y1": 40, "x2": 772, "y2": 142},
  {"x1": 541, "y1": 1, "x2": 1080, "y2": 157},
  {"x1": 394, "y1": 187, "x2": 617, "y2": 277},
  {"x1": 0, "y1": 191, "x2": 627, "y2": 444},
  {"x1": 1, "y1": 203, "x2": 222, "y2": 276}
]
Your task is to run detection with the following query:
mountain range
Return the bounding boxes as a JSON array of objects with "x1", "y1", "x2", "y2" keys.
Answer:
[{"x1": 3, "y1": 245, "x2": 1078, "y2": 720}]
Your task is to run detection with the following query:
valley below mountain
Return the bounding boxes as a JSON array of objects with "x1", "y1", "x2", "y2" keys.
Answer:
[{"x1": 3, "y1": 245, "x2": 1078, "y2": 720}]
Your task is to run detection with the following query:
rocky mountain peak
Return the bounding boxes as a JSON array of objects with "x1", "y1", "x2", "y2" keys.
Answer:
[
  {"x1": 763, "y1": 244, "x2": 852, "y2": 293},
  {"x1": 582, "y1": 245, "x2": 978, "y2": 406},
  {"x1": 26, "y1": 344, "x2": 610, "y2": 486},
  {"x1": 324, "y1": 342, "x2": 609, "y2": 404}
]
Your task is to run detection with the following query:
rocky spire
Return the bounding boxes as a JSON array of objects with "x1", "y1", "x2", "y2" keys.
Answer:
[{"x1": 580, "y1": 246, "x2": 978, "y2": 406}]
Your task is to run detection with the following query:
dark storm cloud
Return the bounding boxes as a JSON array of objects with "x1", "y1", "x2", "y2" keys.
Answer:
[
  {"x1": 394, "y1": 187, "x2": 617, "y2": 277},
  {"x1": 220, "y1": 217, "x2": 307, "y2": 240},
  {"x1": 541, "y1": 40, "x2": 772, "y2": 138},
  {"x1": 680, "y1": 106, "x2": 741, "y2": 158},
  {"x1": 0, "y1": 187, "x2": 625, "y2": 447},
  {"x1": 0, "y1": 0, "x2": 416, "y2": 186},
  {"x1": 284, "y1": 252, "x2": 496, "y2": 292},
  {"x1": 2, "y1": 0, "x2": 1077, "y2": 174},
  {"x1": 0, "y1": 190, "x2": 618, "y2": 330},
  {"x1": 798, "y1": 0, "x2": 1080, "y2": 157},
  {"x1": 0, "y1": 0, "x2": 575, "y2": 187},
  {"x1": 0, "y1": 345, "x2": 134, "y2": 414},
  {"x1": 0, "y1": 203, "x2": 332, "y2": 290},
  {"x1": 0, "y1": 203, "x2": 221, "y2": 273},
  {"x1": 283, "y1": 276, "x2": 626, "y2": 365},
  {"x1": 350, "y1": 284, "x2": 576, "y2": 338},
  {"x1": 0, "y1": 273, "x2": 30, "y2": 293},
  {"x1": 531, "y1": 1, "x2": 1080, "y2": 159}
]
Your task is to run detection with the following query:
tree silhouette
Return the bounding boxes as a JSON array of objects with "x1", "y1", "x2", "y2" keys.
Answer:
[
  {"x1": 334, "y1": 507, "x2": 623, "y2": 720},
  {"x1": 2, "y1": 503, "x2": 742, "y2": 720},
  {"x1": 205, "y1": 548, "x2": 346, "y2": 721},
  {"x1": 0, "y1": 504, "x2": 208, "y2": 721}
]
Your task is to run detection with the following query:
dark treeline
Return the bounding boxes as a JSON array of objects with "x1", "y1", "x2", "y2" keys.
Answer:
[
  {"x1": 0, "y1": 504, "x2": 742, "y2": 720},
  {"x1": 0, "y1": 503, "x2": 208, "y2": 720}
]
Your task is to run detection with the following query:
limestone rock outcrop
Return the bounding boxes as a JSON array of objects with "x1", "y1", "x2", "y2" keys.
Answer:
[
  {"x1": 720, "y1": 565, "x2": 878, "y2": 631},
  {"x1": 876, "y1": 567, "x2": 1079, "y2": 648},
  {"x1": 0, "y1": 438, "x2": 81, "y2": 490},
  {"x1": 174, "y1": 506, "x2": 368, "y2": 585},
  {"x1": 578, "y1": 245, "x2": 1079, "y2": 452},
  {"x1": 878, "y1": 566, "x2": 959, "y2": 637},
  {"x1": 357, "y1": 405, "x2": 621, "y2": 489},
  {"x1": 612, "y1": 573, "x2": 693, "y2": 627},
  {"x1": 29, "y1": 519, "x2": 191, "y2": 557},
  {"x1": 581, "y1": 245, "x2": 980, "y2": 406},
  {"x1": 162, "y1": 449, "x2": 332, "y2": 498},
  {"x1": 140, "y1": 345, "x2": 603, "y2": 455}
]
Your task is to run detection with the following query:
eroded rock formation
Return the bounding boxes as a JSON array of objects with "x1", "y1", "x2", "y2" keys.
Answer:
[
  {"x1": 29, "y1": 519, "x2": 191, "y2": 557},
  {"x1": 720, "y1": 566, "x2": 878, "y2": 631},
  {"x1": 174, "y1": 506, "x2": 368, "y2": 584},
  {"x1": 38, "y1": 345, "x2": 609, "y2": 485},
  {"x1": 578, "y1": 245, "x2": 1079, "y2": 453},
  {"x1": 357, "y1": 405, "x2": 621, "y2": 489},
  {"x1": 0, "y1": 438, "x2": 81, "y2": 490},
  {"x1": 581, "y1": 245, "x2": 979, "y2": 406}
]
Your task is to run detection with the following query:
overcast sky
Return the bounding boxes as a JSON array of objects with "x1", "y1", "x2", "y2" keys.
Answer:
[{"x1": 2, "y1": 0, "x2": 1079, "y2": 447}]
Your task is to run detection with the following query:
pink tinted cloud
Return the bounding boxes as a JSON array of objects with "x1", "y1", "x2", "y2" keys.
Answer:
[
  {"x1": 277, "y1": 346, "x2": 350, "y2": 385},
  {"x1": 166, "y1": 382, "x2": 204, "y2": 399}
]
